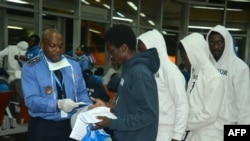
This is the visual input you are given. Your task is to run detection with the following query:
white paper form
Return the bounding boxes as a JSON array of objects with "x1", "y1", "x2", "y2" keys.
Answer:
[{"x1": 70, "y1": 107, "x2": 117, "y2": 140}]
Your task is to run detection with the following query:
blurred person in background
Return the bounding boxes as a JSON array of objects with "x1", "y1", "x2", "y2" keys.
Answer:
[{"x1": 0, "y1": 41, "x2": 28, "y2": 83}]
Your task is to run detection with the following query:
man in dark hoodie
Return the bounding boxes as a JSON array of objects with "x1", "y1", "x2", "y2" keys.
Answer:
[{"x1": 91, "y1": 24, "x2": 160, "y2": 141}]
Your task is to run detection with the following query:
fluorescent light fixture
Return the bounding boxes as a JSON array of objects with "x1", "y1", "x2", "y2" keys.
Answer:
[
  {"x1": 116, "y1": 12, "x2": 125, "y2": 18},
  {"x1": 193, "y1": 6, "x2": 243, "y2": 11},
  {"x1": 95, "y1": 0, "x2": 100, "y2": 2},
  {"x1": 148, "y1": 20, "x2": 155, "y2": 26},
  {"x1": 188, "y1": 25, "x2": 243, "y2": 31},
  {"x1": 8, "y1": 26, "x2": 23, "y2": 30},
  {"x1": 161, "y1": 31, "x2": 167, "y2": 35},
  {"x1": 227, "y1": 28, "x2": 242, "y2": 31},
  {"x1": 89, "y1": 29, "x2": 101, "y2": 34},
  {"x1": 6, "y1": 0, "x2": 28, "y2": 4},
  {"x1": 103, "y1": 4, "x2": 110, "y2": 9},
  {"x1": 127, "y1": 1, "x2": 137, "y2": 11},
  {"x1": 81, "y1": 0, "x2": 90, "y2": 5},
  {"x1": 140, "y1": 13, "x2": 146, "y2": 17},
  {"x1": 188, "y1": 25, "x2": 212, "y2": 30},
  {"x1": 229, "y1": 0, "x2": 250, "y2": 2},
  {"x1": 112, "y1": 17, "x2": 133, "y2": 23}
]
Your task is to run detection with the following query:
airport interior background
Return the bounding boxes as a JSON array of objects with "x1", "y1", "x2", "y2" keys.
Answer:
[
  {"x1": 1, "y1": 0, "x2": 250, "y2": 69},
  {"x1": 0, "y1": 0, "x2": 250, "y2": 140}
]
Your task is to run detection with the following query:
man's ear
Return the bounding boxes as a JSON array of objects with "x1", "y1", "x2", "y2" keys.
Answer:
[{"x1": 120, "y1": 43, "x2": 128, "y2": 53}]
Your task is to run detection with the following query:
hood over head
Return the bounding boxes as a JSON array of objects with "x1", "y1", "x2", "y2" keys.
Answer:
[
  {"x1": 137, "y1": 29, "x2": 169, "y2": 61},
  {"x1": 17, "y1": 41, "x2": 29, "y2": 51},
  {"x1": 180, "y1": 32, "x2": 210, "y2": 72},
  {"x1": 206, "y1": 25, "x2": 235, "y2": 64}
]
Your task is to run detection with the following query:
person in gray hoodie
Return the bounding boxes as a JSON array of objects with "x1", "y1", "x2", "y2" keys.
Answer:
[{"x1": 91, "y1": 24, "x2": 160, "y2": 141}]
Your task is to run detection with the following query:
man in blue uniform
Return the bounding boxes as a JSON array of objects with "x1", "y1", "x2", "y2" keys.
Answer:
[{"x1": 21, "y1": 28, "x2": 92, "y2": 141}]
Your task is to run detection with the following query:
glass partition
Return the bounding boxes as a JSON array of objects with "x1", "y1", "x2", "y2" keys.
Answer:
[
  {"x1": 113, "y1": 0, "x2": 138, "y2": 26},
  {"x1": 7, "y1": 9, "x2": 34, "y2": 44},
  {"x1": 6, "y1": 0, "x2": 34, "y2": 9},
  {"x1": 140, "y1": 0, "x2": 161, "y2": 28}
]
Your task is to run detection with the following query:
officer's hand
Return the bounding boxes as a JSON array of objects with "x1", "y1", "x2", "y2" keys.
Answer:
[
  {"x1": 91, "y1": 116, "x2": 110, "y2": 130},
  {"x1": 58, "y1": 99, "x2": 79, "y2": 112}
]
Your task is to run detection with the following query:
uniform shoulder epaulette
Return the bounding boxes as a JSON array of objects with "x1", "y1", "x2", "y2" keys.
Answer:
[
  {"x1": 27, "y1": 57, "x2": 41, "y2": 66},
  {"x1": 64, "y1": 54, "x2": 78, "y2": 61}
]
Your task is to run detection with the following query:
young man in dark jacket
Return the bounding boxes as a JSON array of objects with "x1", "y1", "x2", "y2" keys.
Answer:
[{"x1": 91, "y1": 24, "x2": 160, "y2": 141}]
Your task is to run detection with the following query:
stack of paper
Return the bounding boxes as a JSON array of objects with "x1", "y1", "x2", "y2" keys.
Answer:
[{"x1": 70, "y1": 107, "x2": 117, "y2": 140}]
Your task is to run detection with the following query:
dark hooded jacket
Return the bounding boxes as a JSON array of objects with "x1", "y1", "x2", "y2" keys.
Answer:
[{"x1": 110, "y1": 48, "x2": 160, "y2": 141}]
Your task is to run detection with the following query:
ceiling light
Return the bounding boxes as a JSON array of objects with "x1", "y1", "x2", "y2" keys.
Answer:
[
  {"x1": 148, "y1": 20, "x2": 155, "y2": 26},
  {"x1": 95, "y1": 0, "x2": 100, "y2": 2},
  {"x1": 229, "y1": 0, "x2": 250, "y2": 2},
  {"x1": 116, "y1": 12, "x2": 125, "y2": 17},
  {"x1": 103, "y1": 4, "x2": 110, "y2": 9},
  {"x1": 188, "y1": 25, "x2": 243, "y2": 31},
  {"x1": 193, "y1": 6, "x2": 243, "y2": 11},
  {"x1": 226, "y1": 28, "x2": 242, "y2": 31},
  {"x1": 6, "y1": 0, "x2": 28, "y2": 4},
  {"x1": 81, "y1": 0, "x2": 90, "y2": 5},
  {"x1": 188, "y1": 25, "x2": 212, "y2": 30},
  {"x1": 127, "y1": 1, "x2": 137, "y2": 11},
  {"x1": 112, "y1": 17, "x2": 133, "y2": 23},
  {"x1": 140, "y1": 13, "x2": 146, "y2": 17},
  {"x1": 89, "y1": 29, "x2": 100, "y2": 34},
  {"x1": 161, "y1": 31, "x2": 167, "y2": 35},
  {"x1": 8, "y1": 26, "x2": 23, "y2": 30}
]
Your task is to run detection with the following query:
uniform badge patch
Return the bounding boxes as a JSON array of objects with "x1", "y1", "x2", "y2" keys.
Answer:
[
  {"x1": 45, "y1": 86, "x2": 52, "y2": 95},
  {"x1": 27, "y1": 57, "x2": 40, "y2": 66}
]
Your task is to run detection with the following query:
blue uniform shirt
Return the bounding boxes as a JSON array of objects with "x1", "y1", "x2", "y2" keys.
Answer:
[
  {"x1": 77, "y1": 55, "x2": 93, "y2": 72},
  {"x1": 25, "y1": 45, "x2": 41, "y2": 60},
  {"x1": 21, "y1": 52, "x2": 92, "y2": 121}
]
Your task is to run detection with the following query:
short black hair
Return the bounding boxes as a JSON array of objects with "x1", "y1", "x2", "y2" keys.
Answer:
[
  {"x1": 104, "y1": 24, "x2": 136, "y2": 51},
  {"x1": 42, "y1": 28, "x2": 61, "y2": 42},
  {"x1": 79, "y1": 44, "x2": 89, "y2": 53},
  {"x1": 30, "y1": 34, "x2": 40, "y2": 44},
  {"x1": 94, "y1": 67, "x2": 104, "y2": 76}
]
